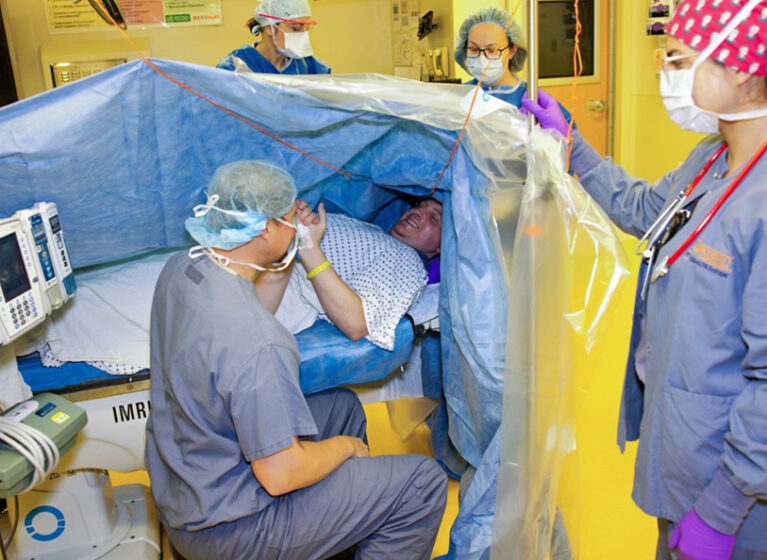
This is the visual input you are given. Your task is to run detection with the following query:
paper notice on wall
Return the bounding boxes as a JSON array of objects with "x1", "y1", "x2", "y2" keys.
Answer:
[
  {"x1": 392, "y1": 1, "x2": 401, "y2": 32},
  {"x1": 162, "y1": 0, "x2": 221, "y2": 25},
  {"x1": 46, "y1": 0, "x2": 222, "y2": 31},
  {"x1": 46, "y1": 0, "x2": 110, "y2": 31},
  {"x1": 393, "y1": 31, "x2": 414, "y2": 66},
  {"x1": 122, "y1": 0, "x2": 165, "y2": 25},
  {"x1": 400, "y1": 0, "x2": 410, "y2": 28},
  {"x1": 408, "y1": 0, "x2": 419, "y2": 20}
]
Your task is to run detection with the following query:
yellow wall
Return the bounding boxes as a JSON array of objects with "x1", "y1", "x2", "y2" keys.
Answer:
[
  {"x1": 0, "y1": 0, "x2": 393, "y2": 99},
  {"x1": 614, "y1": 1, "x2": 705, "y2": 179}
]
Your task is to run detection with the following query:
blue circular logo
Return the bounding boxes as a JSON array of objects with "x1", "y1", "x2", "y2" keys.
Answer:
[{"x1": 24, "y1": 505, "x2": 66, "y2": 541}]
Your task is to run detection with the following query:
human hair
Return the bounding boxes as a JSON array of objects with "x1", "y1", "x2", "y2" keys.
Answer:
[{"x1": 246, "y1": 17, "x2": 262, "y2": 35}]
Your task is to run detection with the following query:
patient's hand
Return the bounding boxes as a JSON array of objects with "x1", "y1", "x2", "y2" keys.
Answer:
[
  {"x1": 296, "y1": 200, "x2": 326, "y2": 251},
  {"x1": 296, "y1": 199, "x2": 320, "y2": 226}
]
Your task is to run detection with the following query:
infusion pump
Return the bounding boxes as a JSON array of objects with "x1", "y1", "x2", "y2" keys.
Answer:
[{"x1": 0, "y1": 202, "x2": 75, "y2": 346}]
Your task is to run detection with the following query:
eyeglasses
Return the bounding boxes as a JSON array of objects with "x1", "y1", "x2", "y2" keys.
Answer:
[
  {"x1": 466, "y1": 44, "x2": 512, "y2": 60},
  {"x1": 661, "y1": 52, "x2": 698, "y2": 70},
  {"x1": 278, "y1": 22, "x2": 312, "y2": 33}
]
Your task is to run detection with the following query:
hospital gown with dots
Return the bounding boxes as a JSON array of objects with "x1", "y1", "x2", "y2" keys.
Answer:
[{"x1": 315, "y1": 213, "x2": 428, "y2": 349}]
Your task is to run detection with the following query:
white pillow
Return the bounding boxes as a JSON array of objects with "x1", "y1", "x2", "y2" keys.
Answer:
[{"x1": 43, "y1": 251, "x2": 174, "y2": 367}]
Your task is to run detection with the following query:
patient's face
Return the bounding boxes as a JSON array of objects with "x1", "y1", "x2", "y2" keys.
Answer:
[{"x1": 390, "y1": 198, "x2": 442, "y2": 258}]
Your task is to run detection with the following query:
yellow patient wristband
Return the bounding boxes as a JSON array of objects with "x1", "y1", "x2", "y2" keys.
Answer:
[{"x1": 306, "y1": 260, "x2": 332, "y2": 280}]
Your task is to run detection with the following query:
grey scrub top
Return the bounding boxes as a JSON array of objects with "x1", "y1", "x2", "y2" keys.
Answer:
[
  {"x1": 570, "y1": 131, "x2": 767, "y2": 549},
  {"x1": 145, "y1": 252, "x2": 318, "y2": 532}
]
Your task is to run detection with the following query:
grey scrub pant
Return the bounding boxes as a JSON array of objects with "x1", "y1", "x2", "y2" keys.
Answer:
[
  {"x1": 657, "y1": 519, "x2": 767, "y2": 560},
  {"x1": 165, "y1": 388, "x2": 448, "y2": 560}
]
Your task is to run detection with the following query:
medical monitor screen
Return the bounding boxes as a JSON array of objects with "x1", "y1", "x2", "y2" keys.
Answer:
[
  {"x1": 49, "y1": 214, "x2": 61, "y2": 234},
  {"x1": 0, "y1": 232, "x2": 31, "y2": 302}
]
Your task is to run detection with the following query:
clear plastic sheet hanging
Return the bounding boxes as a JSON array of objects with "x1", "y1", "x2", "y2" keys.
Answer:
[
  {"x1": 489, "y1": 128, "x2": 630, "y2": 559},
  {"x1": 0, "y1": 59, "x2": 629, "y2": 558}
]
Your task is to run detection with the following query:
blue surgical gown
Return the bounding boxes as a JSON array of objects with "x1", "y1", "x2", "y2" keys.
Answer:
[
  {"x1": 217, "y1": 44, "x2": 331, "y2": 75},
  {"x1": 465, "y1": 78, "x2": 575, "y2": 125}
]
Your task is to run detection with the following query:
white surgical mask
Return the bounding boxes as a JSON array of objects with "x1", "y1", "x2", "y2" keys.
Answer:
[
  {"x1": 274, "y1": 27, "x2": 313, "y2": 59},
  {"x1": 660, "y1": 62, "x2": 720, "y2": 133},
  {"x1": 660, "y1": 0, "x2": 767, "y2": 133},
  {"x1": 466, "y1": 56, "x2": 506, "y2": 86}
]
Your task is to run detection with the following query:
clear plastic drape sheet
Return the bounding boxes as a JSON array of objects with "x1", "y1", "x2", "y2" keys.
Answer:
[
  {"x1": 486, "y1": 129, "x2": 631, "y2": 559},
  {"x1": 0, "y1": 60, "x2": 629, "y2": 558}
]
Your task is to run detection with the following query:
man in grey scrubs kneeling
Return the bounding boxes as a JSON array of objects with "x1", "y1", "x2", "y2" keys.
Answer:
[{"x1": 145, "y1": 160, "x2": 447, "y2": 560}]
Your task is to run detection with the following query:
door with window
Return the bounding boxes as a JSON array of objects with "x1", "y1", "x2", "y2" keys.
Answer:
[{"x1": 537, "y1": 0, "x2": 610, "y2": 155}]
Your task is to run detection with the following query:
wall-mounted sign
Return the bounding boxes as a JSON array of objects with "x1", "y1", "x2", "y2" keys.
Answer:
[
  {"x1": 46, "y1": 0, "x2": 222, "y2": 32},
  {"x1": 647, "y1": 0, "x2": 679, "y2": 35}
]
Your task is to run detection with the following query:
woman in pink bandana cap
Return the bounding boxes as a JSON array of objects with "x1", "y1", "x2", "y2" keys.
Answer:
[{"x1": 524, "y1": 1, "x2": 767, "y2": 559}]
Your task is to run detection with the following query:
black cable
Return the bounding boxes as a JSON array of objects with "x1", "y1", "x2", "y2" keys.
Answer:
[{"x1": 0, "y1": 495, "x2": 19, "y2": 558}]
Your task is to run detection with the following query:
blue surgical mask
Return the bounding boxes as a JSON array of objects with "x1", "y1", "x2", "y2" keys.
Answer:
[
  {"x1": 466, "y1": 57, "x2": 506, "y2": 86},
  {"x1": 189, "y1": 215, "x2": 300, "y2": 273}
]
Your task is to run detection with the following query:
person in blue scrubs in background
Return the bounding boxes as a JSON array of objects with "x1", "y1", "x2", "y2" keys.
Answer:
[
  {"x1": 145, "y1": 160, "x2": 447, "y2": 559},
  {"x1": 524, "y1": 1, "x2": 767, "y2": 558},
  {"x1": 454, "y1": 7, "x2": 573, "y2": 123},
  {"x1": 217, "y1": 0, "x2": 330, "y2": 75},
  {"x1": 454, "y1": 7, "x2": 529, "y2": 107}
]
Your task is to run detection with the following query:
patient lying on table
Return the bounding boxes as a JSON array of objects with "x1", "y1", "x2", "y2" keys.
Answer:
[
  {"x1": 266, "y1": 197, "x2": 442, "y2": 351},
  {"x1": 31, "y1": 198, "x2": 442, "y2": 376}
]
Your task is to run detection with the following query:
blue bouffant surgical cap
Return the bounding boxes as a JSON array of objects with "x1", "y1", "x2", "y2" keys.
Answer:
[
  {"x1": 185, "y1": 160, "x2": 297, "y2": 250},
  {"x1": 454, "y1": 7, "x2": 528, "y2": 74},
  {"x1": 253, "y1": 0, "x2": 311, "y2": 28}
]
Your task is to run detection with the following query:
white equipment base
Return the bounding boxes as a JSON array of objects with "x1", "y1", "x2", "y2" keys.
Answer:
[{"x1": 7, "y1": 471, "x2": 160, "y2": 560}]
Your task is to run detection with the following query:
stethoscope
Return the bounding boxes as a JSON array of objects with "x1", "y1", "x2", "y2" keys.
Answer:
[{"x1": 635, "y1": 139, "x2": 767, "y2": 301}]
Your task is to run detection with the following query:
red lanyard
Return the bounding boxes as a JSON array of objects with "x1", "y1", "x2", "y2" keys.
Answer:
[{"x1": 662, "y1": 139, "x2": 767, "y2": 271}]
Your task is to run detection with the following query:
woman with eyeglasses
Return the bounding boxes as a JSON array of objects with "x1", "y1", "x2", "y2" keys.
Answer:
[
  {"x1": 524, "y1": 1, "x2": 767, "y2": 559},
  {"x1": 453, "y1": 6, "x2": 572, "y2": 123},
  {"x1": 217, "y1": 0, "x2": 330, "y2": 75}
]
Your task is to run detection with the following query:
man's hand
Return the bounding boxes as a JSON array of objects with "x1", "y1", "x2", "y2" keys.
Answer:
[{"x1": 342, "y1": 435, "x2": 370, "y2": 458}]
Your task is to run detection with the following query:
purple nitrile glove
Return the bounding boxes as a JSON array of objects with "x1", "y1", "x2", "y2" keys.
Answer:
[
  {"x1": 520, "y1": 90, "x2": 570, "y2": 139},
  {"x1": 668, "y1": 509, "x2": 737, "y2": 560}
]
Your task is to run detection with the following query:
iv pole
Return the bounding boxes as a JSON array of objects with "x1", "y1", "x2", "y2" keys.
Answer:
[{"x1": 492, "y1": 0, "x2": 574, "y2": 558}]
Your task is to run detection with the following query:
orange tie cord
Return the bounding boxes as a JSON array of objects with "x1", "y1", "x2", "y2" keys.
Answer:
[
  {"x1": 94, "y1": 4, "x2": 352, "y2": 179},
  {"x1": 566, "y1": 0, "x2": 583, "y2": 166},
  {"x1": 93, "y1": 0, "x2": 580, "y2": 194}
]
